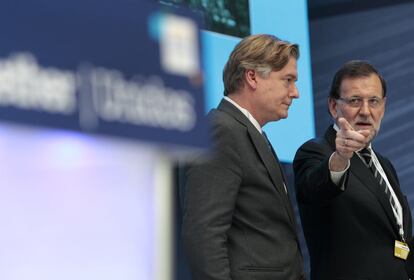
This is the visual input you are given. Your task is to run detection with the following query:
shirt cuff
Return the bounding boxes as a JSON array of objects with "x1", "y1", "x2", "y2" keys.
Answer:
[{"x1": 329, "y1": 152, "x2": 350, "y2": 188}]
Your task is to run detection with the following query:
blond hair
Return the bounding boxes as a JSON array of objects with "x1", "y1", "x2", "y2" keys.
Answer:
[{"x1": 223, "y1": 34, "x2": 299, "y2": 95}]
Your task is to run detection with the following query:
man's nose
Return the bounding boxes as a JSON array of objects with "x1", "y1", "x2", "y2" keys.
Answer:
[
  {"x1": 359, "y1": 101, "x2": 371, "y2": 115},
  {"x1": 290, "y1": 84, "x2": 299, "y2": 99}
]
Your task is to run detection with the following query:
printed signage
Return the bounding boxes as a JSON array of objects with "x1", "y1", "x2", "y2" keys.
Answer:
[{"x1": 0, "y1": 0, "x2": 208, "y2": 150}]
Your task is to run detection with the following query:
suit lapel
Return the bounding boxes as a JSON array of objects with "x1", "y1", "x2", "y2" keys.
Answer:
[
  {"x1": 248, "y1": 127, "x2": 297, "y2": 227},
  {"x1": 350, "y1": 155, "x2": 400, "y2": 237},
  {"x1": 218, "y1": 99, "x2": 297, "y2": 227},
  {"x1": 249, "y1": 129, "x2": 286, "y2": 194}
]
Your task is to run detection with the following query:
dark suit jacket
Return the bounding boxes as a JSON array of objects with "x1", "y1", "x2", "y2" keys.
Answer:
[
  {"x1": 182, "y1": 99, "x2": 304, "y2": 280},
  {"x1": 293, "y1": 125, "x2": 413, "y2": 280}
]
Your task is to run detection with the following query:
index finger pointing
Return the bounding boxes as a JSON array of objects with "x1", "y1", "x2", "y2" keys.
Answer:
[{"x1": 337, "y1": 117, "x2": 354, "y2": 131}]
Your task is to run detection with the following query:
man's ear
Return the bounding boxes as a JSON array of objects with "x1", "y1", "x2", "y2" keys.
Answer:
[
  {"x1": 328, "y1": 97, "x2": 338, "y2": 119},
  {"x1": 244, "y1": 69, "x2": 257, "y2": 90}
]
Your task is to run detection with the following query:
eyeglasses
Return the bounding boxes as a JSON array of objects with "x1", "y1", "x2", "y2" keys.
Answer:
[{"x1": 336, "y1": 96, "x2": 384, "y2": 108}]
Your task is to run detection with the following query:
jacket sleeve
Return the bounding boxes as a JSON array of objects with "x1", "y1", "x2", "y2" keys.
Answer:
[
  {"x1": 293, "y1": 139, "x2": 345, "y2": 205},
  {"x1": 181, "y1": 120, "x2": 242, "y2": 280}
]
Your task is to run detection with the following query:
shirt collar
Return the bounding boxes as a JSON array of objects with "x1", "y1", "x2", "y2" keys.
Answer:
[{"x1": 224, "y1": 96, "x2": 262, "y2": 133}]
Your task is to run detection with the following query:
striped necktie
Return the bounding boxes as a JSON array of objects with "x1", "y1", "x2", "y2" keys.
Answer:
[{"x1": 359, "y1": 147, "x2": 399, "y2": 220}]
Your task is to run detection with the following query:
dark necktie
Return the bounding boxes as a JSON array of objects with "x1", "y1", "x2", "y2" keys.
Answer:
[
  {"x1": 262, "y1": 131, "x2": 287, "y2": 193},
  {"x1": 262, "y1": 131, "x2": 277, "y2": 159},
  {"x1": 359, "y1": 147, "x2": 399, "y2": 219}
]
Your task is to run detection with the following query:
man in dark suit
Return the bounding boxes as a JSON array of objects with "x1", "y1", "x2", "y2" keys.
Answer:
[
  {"x1": 182, "y1": 34, "x2": 305, "y2": 280},
  {"x1": 294, "y1": 60, "x2": 413, "y2": 280}
]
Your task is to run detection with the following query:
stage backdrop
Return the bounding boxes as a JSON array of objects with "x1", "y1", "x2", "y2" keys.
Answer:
[{"x1": 309, "y1": 0, "x2": 414, "y2": 216}]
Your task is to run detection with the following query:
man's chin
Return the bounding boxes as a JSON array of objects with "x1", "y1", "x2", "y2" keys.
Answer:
[
  {"x1": 365, "y1": 129, "x2": 378, "y2": 143},
  {"x1": 280, "y1": 110, "x2": 289, "y2": 119}
]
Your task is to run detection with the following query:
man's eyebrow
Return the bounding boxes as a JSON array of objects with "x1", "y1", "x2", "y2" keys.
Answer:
[{"x1": 285, "y1": 73, "x2": 298, "y2": 80}]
